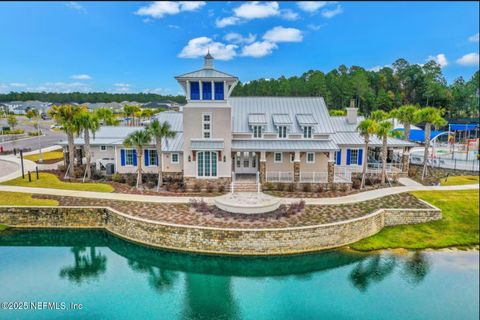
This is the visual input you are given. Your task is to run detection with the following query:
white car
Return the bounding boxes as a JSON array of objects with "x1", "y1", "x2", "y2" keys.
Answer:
[{"x1": 50, "y1": 124, "x2": 63, "y2": 129}]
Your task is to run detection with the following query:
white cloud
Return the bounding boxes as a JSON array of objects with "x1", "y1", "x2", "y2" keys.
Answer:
[
  {"x1": 70, "y1": 74, "x2": 91, "y2": 80},
  {"x1": 368, "y1": 65, "x2": 391, "y2": 72},
  {"x1": 66, "y1": 2, "x2": 87, "y2": 13},
  {"x1": 281, "y1": 9, "x2": 298, "y2": 21},
  {"x1": 322, "y1": 5, "x2": 343, "y2": 18},
  {"x1": 224, "y1": 32, "x2": 256, "y2": 44},
  {"x1": 168, "y1": 24, "x2": 180, "y2": 29},
  {"x1": 135, "y1": 1, "x2": 205, "y2": 19},
  {"x1": 297, "y1": 1, "x2": 328, "y2": 12},
  {"x1": 9, "y1": 83, "x2": 27, "y2": 87},
  {"x1": 241, "y1": 41, "x2": 278, "y2": 58},
  {"x1": 263, "y1": 26, "x2": 303, "y2": 43},
  {"x1": 233, "y1": 1, "x2": 280, "y2": 20},
  {"x1": 143, "y1": 88, "x2": 171, "y2": 94},
  {"x1": 427, "y1": 54, "x2": 448, "y2": 68},
  {"x1": 28, "y1": 82, "x2": 91, "y2": 93},
  {"x1": 114, "y1": 83, "x2": 130, "y2": 87},
  {"x1": 215, "y1": 16, "x2": 241, "y2": 28},
  {"x1": 113, "y1": 83, "x2": 131, "y2": 92},
  {"x1": 178, "y1": 37, "x2": 238, "y2": 60},
  {"x1": 456, "y1": 52, "x2": 480, "y2": 66},
  {"x1": 468, "y1": 33, "x2": 479, "y2": 42},
  {"x1": 307, "y1": 24, "x2": 325, "y2": 31}
]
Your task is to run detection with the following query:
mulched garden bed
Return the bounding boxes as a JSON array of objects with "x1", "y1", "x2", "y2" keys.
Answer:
[{"x1": 33, "y1": 192, "x2": 430, "y2": 229}]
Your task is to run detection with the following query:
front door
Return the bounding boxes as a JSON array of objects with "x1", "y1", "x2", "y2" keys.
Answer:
[{"x1": 235, "y1": 152, "x2": 258, "y2": 174}]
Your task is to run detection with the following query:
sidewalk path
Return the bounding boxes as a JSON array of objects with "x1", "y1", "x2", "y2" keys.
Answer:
[
  {"x1": 0, "y1": 156, "x2": 38, "y2": 183},
  {"x1": 398, "y1": 177, "x2": 423, "y2": 187},
  {"x1": 0, "y1": 183, "x2": 477, "y2": 205}
]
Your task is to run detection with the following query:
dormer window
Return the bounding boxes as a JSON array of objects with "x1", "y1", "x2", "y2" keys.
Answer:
[
  {"x1": 278, "y1": 126, "x2": 287, "y2": 139},
  {"x1": 253, "y1": 126, "x2": 263, "y2": 138},
  {"x1": 303, "y1": 126, "x2": 313, "y2": 139}
]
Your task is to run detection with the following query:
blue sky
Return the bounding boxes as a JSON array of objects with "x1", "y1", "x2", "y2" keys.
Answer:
[{"x1": 0, "y1": 1, "x2": 478, "y2": 95}]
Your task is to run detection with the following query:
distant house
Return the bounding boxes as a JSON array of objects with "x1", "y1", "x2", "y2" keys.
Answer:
[
  {"x1": 143, "y1": 100, "x2": 180, "y2": 110},
  {"x1": 5, "y1": 100, "x2": 50, "y2": 114}
]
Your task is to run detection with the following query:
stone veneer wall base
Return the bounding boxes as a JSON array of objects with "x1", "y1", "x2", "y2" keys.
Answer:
[{"x1": 0, "y1": 202, "x2": 441, "y2": 256}]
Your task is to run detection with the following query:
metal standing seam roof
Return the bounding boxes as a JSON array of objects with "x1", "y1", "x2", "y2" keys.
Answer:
[
  {"x1": 232, "y1": 139, "x2": 339, "y2": 151},
  {"x1": 331, "y1": 132, "x2": 415, "y2": 147},
  {"x1": 329, "y1": 116, "x2": 365, "y2": 132},
  {"x1": 230, "y1": 97, "x2": 334, "y2": 134},
  {"x1": 272, "y1": 113, "x2": 293, "y2": 126},
  {"x1": 248, "y1": 113, "x2": 267, "y2": 125},
  {"x1": 296, "y1": 114, "x2": 317, "y2": 126},
  {"x1": 190, "y1": 139, "x2": 225, "y2": 150},
  {"x1": 155, "y1": 111, "x2": 183, "y2": 132},
  {"x1": 175, "y1": 68, "x2": 238, "y2": 79}
]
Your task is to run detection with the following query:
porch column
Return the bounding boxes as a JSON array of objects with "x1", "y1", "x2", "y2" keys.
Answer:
[
  {"x1": 328, "y1": 160, "x2": 334, "y2": 183},
  {"x1": 402, "y1": 147, "x2": 411, "y2": 173},
  {"x1": 259, "y1": 151, "x2": 266, "y2": 183},
  {"x1": 293, "y1": 151, "x2": 300, "y2": 183}
]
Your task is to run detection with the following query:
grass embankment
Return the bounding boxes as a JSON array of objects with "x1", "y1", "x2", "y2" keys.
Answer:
[
  {"x1": 440, "y1": 175, "x2": 479, "y2": 186},
  {"x1": 0, "y1": 224, "x2": 8, "y2": 231},
  {"x1": 0, "y1": 173, "x2": 114, "y2": 193},
  {"x1": 24, "y1": 149, "x2": 64, "y2": 163},
  {"x1": 0, "y1": 191, "x2": 58, "y2": 206},
  {"x1": 350, "y1": 190, "x2": 479, "y2": 251}
]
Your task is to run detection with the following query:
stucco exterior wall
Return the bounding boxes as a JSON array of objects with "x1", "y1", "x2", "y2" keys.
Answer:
[
  {"x1": 299, "y1": 152, "x2": 329, "y2": 172},
  {"x1": 183, "y1": 104, "x2": 232, "y2": 178}
]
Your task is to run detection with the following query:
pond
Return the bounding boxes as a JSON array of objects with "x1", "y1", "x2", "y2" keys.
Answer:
[{"x1": 0, "y1": 229, "x2": 478, "y2": 320}]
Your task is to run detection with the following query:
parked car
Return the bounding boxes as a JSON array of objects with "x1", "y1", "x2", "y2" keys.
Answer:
[{"x1": 50, "y1": 124, "x2": 63, "y2": 129}]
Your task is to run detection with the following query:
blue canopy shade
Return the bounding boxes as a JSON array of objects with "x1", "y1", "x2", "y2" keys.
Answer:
[
  {"x1": 396, "y1": 129, "x2": 445, "y2": 142},
  {"x1": 449, "y1": 124, "x2": 479, "y2": 131}
]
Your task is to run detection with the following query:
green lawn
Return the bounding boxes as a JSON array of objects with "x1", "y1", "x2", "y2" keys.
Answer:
[
  {"x1": 440, "y1": 175, "x2": 479, "y2": 186},
  {"x1": 0, "y1": 173, "x2": 114, "y2": 193},
  {"x1": 0, "y1": 191, "x2": 59, "y2": 206},
  {"x1": 350, "y1": 190, "x2": 479, "y2": 251},
  {"x1": 0, "y1": 224, "x2": 8, "y2": 231},
  {"x1": 24, "y1": 150, "x2": 63, "y2": 163}
]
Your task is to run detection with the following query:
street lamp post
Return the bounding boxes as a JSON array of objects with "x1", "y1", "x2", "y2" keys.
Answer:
[{"x1": 37, "y1": 116, "x2": 43, "y2": 163}]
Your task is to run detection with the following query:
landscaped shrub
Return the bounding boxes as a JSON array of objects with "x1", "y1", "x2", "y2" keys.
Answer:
[
  {"x1": 287, "y1": 183, "x2": 295, "y2": 192},
  {"x1": 146, "y1": 180, "x2": 156, "y2": 189},
  {"x1": 263, "y1": 182, "x2": 274, "y2": 191},
  {"x1": 125, "y1": 174, "x2": 137, "y2": 187},
  {"x1": 286, "y1": 200, "x2": 306, "y2": 216},
  {"x1": 193, "y1": 182, "x2": 202, "y2": 192},
  {"x1": 205, "y1": 183, "x2": 214, "y2": 193},
  {"x1": 189, "y1": 199, "x2": 210, "y2": 213},
  {"x1": 352, "y1": 178, "x2": 361, "y2": 189},
  {"x1": 4, "y1": 128, "x2": 25, "y2": 135},
  {"x1": 276, "y1": 183, "x2": 285, "y2": 191},
  {"x1": 112, "y1": 173, "x2": 125, "y2": 183},
  {"x1": 28, "y1": 130, "x2": 42, "y2": 136},
  {"x1": 218, "y1": 184, "x2": 226, "y2": 193},
  {"x1": 317, "y1": 184, "x2": 324, "y2": 193},
  {"x1": 302, "y1": 183, "x2": 311, "y2": 192}
]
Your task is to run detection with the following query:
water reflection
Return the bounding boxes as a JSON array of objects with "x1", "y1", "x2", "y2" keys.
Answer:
[
  {"x1": 128, "y1": 260, "x2": 180, "y2": 293},
  {"x1": 349, "y1": 251, "x2": 431, "y2": 292},
  {"x1": 59, "y1": 246, "x2": 107, "y2": 284}
]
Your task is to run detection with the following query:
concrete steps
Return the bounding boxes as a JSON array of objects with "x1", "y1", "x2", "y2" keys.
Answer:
[{"x1": 232, "y1": 183, "x2": 258, "y2": 192}]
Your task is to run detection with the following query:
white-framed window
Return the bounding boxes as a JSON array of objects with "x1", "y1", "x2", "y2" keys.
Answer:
[
  {"x1": 274, "y1": 152, "x2": 283, "y2": 163},
  {"x1": 125, "y1": 149, "x2": 134, "y2": 166},
  {"x1": 197, "y1": 151, "x2": 217, "y2": 177},
  {"x1": 253, "y1": 126, "x2": 263, "y2": 138},
  {"x1": 202, "y1": 113, "x2": 211, "y2": 139},
  {"x1": 350, "y1": 149, "x2": 359, "y2": 165},
  {"x1": 100, "y1": 145, "x2": 107, "y2": 151},
  {"x1": 171, "y1": 153, "x2": 179, "y2": 164},
  {"x1": 148, "y1": 150, "x2": 157, "y2": 166},
  {"x1": 278, "y1": 126, "x2": 287, "y2": 139},
  {"x1": 303, "y1": 126, "x2": 313, "y2": 139},
  {"x1": 306, "y1": 152, "x2": 315, "y2": 163}
]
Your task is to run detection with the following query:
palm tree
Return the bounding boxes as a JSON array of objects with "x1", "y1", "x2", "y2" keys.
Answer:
[
  {"x1": 370, "y1": 110, "x2": 393, "y2": 185},
  {"x1": 391, "y1": 105, "x2": 417, "y2": 141},
  {"x1": 75, "y1": 111, "x2": 100, "y2": 180},
  {"x1": 123, "y1": 129, "x2": 152, "y2": 189},
  {"x1": 147, "y1": 119, "x2": 176, "y2": 191},
  {"x1": 357, "y1": 119, "x2": 378, "y2": 189},
  {"x1": 123, "y1": 105, "x2": 141, "y2": 126},
  {"x1": 48, "y1": 104, "x2": 86, "y2": 177},
  {"x1": 415, "y1": 107, "x2": 447, "y2": 180},
  {"x1": 95, "y1": 107, "x2": 118, "y2": 126},
  {"x1": 141, "y1": 108, "x2": 156, "y2": 122}
]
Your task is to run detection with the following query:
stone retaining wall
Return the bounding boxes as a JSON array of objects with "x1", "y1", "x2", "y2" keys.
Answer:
[{"x1": 0, "y1": 203, "x2": 441, "y2": 256}]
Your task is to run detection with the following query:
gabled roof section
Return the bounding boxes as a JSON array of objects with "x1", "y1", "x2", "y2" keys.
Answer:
[
  {"x1": 175, "y1": 68, "x2": 238, "y2": 79},
  {"x1": 231, "y1": 97, "x2": 334, "y2": 134},
  {"x1": 296, "y1": 114, "x2": 317, "y2": 126},
  {"x1": 248, "y1": 113, "x2": 267, "y2": 126},
  {"x1": 272, "y1": 114, "x2": 292, "y2": 126},
  {"x1": 154, "y1": 111, "x2": 183, "y2": 132}
]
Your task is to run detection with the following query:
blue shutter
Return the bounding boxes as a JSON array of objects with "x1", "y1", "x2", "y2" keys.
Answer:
[
  {"x1": 156, "y1": 151, "x2": 159, "y2": 166},
  {"x1": 336, "y1": 150, "x2": 341, "y2": 165},
  {"x1": 214, "y1": 82, "x2": 224, "y2": 100},
  {"x1": 346, "y1": 149, "x2": 351, "y2": 165},
  {"x1": 120, "y1": 149, "x2": 126, "y2": 166},
  {"x1": 358, "y1": 149, "x2": 363, "y2": 165},
  {"x1": 132, "y1": 149, "x2": 137, "y2": 166},
  {"x1": 144, "y1": 150, "x2": 149, "y2": 166}
]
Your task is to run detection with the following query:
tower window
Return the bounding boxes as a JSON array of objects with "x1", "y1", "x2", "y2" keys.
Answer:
[
  {"x1": 190, "y1": 82, "x2": 200, "y2": 100},
  {"x1": 214, "y1": 82, "x2": 224, "y2": 100},
  {"x1": 202, "y1": 82, "x2": 212, "y2": 100}
]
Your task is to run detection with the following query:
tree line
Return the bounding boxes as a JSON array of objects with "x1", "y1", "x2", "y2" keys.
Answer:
[
  {"x1": 232, "y1": 58, "x2": 479, "y2": 118},
  {"x1": 0, "y1": 92, "x2": 186, "y2": 104}
]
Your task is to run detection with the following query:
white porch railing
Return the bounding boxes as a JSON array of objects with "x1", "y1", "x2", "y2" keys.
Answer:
[
  {"x1": 299, "y1": 172, "x2": 328, "y2": 183},
  {"x1": 266, "y1": 171, "x2": 293, "y2": 183},
  {"x1": 336, "y1": 162, "x2": 401, "y2": 175},
  {"x1": 333, "y1": 167, "x2": 352, "y2": 183}
]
